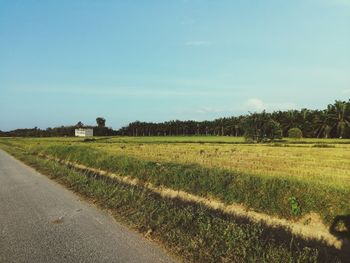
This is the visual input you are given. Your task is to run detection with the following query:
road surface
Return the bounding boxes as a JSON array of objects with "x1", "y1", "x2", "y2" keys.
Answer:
[{"x1": 0, "y1": 149, "x2": 175, "y2": 263}]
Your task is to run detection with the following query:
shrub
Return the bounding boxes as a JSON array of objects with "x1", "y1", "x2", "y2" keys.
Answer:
[{"x1": 288, "y1": 128, "x2": 303, "y2": 139}]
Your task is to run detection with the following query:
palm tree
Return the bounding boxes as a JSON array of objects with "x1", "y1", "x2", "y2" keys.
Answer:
[
  {"x1": 314, "y1": 110, "x2": 332, "y2": 138},
  {"x1": 327, "y1": 101, "x2": 350, "y2": 138},
  {"x1": 283, "y1": 110, "x2": 300, "y2": 135},
  {"x1": 300, "y1": 108, "x2": 314, "y2": 137}
]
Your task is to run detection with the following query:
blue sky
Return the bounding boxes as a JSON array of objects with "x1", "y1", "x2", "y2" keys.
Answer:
[{"x1": 0, "y1": 0, "x2": 349, "y2": 130}]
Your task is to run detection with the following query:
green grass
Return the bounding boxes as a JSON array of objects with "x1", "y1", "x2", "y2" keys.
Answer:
[{"x1": 2, "y1": 145, "x2": 343, "y2": 263}]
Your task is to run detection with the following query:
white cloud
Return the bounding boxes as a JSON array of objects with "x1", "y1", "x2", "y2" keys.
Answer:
[
  {"x1": 185, "y1": 40, "x2": 212, "y2": 47},
  {"x1": 245, "y1": 98, "x2": 296, "y2": 112},
  {"x1": 246, "y1": 98, "x2": 265, "y2": 111},
  {"x1": 195, "y1": 107, "x2": 225, "y2": 114},
  {"x1": 343, "y1": 89, "x2": 350, "y2": 94}
]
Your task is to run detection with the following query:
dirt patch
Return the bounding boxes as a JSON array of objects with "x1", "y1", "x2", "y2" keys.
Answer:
[{"x1": 51, "y1": 216, "x2": 64, "y2": 224}]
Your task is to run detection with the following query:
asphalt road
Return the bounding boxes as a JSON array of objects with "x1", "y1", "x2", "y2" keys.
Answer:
[{"x1": 0, "y1": 149, "x2": 175, "y2": 263}]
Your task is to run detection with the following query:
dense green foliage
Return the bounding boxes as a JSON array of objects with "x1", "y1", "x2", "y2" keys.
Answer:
[
  {"x1": 1, "y1": 100, "x2": 349, "y2": 139},
  {"x1": 3, "y1": 145, "x2": 343, "y2": 262},
  {"x1": 96, "y1": 117, "x2": 106, "y2": 127},
  {"x1": 242, "y1": 111, "x2": 282, "y2": 142},
  {"x1": 118, "y1": 100, "x2": 350, "y2": 138},
  {"x1": 0, "y1": 122, "x2": 116, "y2": 137},
  {"x1": 288, "y1": 128, "x2": 303, "y2": 138}
]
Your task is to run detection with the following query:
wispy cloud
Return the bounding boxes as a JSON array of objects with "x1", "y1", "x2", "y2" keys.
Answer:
[
  {"x1": 185, "y1": 40, "x2": 212, "y2": 47},
  {"x1": 246, "y1": 98, "x2": 265, "y2": 111},
  {"x1": 245, "y1": 98, "x2": 296, "y2": 112},
  {"x1": 195, "y1": 107, "x2": 225, "y2": 114}
]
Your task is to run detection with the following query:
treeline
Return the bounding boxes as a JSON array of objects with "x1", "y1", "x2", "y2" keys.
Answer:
[
  {"x1": 1, "y1": 100, "x2": 349, "y2": 138},
  {"x1": 0, "y1": 118, "x2": 116, "y2": 137},
  {"x1": 117, "y1": 100, "x2": 350, "y2": 138},
  {"x1": 0, "y1": 126, "x2": 116, "y2": 137}
]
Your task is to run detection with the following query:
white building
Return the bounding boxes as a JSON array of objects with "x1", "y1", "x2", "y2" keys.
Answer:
[{"x1": 75, "y1": 128, "x2": 94, "y2": 137}]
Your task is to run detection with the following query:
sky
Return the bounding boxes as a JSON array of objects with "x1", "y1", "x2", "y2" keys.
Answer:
[{"x1": 0, "y1": 0, "x2": 349, "y2": 131}]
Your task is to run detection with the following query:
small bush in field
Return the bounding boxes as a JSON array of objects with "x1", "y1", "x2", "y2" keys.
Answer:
[
  {"x1": 288, "y1": 196, "x2": 301, "y2": 216},
  {"x1": 288, "y1": 128, "x2": 303, "y2": 139}
]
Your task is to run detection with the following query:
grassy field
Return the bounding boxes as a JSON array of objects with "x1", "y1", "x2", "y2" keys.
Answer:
[
  {"x1": 96, "y1": 142, "x2": 350, "y2": 189},
  {"x1": 3, "y1": 136, "x2": 350, "y2": 189},
  {"x1": 1, "y1": 137, "x2": 350, "y2": 217},
  {"x1": 0, "y1": 136, "x2": 349, "y2": 262}
]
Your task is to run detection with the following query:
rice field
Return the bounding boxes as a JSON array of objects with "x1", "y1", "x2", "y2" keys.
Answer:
[
  {"x1": 1, "y1": 136, "x2": 349, "y2": 220},
  {"x1": 7, "y1": 136, "x2": 349, "y2": 189},
  {"x1": 96, "y1": 142, "x2": 350, "y2": 189},
  {"x1": 1, "y1": 136, "x2": 349, "y2": 262}
]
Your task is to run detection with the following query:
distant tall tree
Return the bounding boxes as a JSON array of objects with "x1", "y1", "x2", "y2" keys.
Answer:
[
  {"x1": 279, "y1": 110, "x2": 300, "y2": 136},
  {"x1": 75, "y1": 121, "x2": 84, "y2": 128},
  {"x1": 314, "y1": 110, "x2": 332, "y2": 138},
  {"x1": 299, "y1": 108, "x2": 313, "y2": 137},
  {"x1": 327, "y1": 101, "x2": 350, "y2": 138},
  {"x1": 96, "y1": 117, "x2": 106, "y2": 128}
]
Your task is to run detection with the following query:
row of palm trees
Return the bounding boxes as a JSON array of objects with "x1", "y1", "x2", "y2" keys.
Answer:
[{"x1": 117, "y1": 100, "x2": 350, "y2": 138}]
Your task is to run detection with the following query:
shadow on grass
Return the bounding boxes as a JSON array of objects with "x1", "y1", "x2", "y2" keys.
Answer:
[
  {"x1": 77, "y1": 166, "x2": 347, "y2": 262},
  {"x1": 205, "y1": 207, "x2": 346, "y2": 262},
  {"x1": 330, "y1": 215, "x2": 350, "y2": 261}
]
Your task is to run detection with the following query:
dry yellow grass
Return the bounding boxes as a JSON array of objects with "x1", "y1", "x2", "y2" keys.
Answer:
[
  {"x1": 95, "y1": 142, "x2": 350, "y2": 189},
  {"x1": 1, "y1": 136, "x2": 350, "y2": 189}
]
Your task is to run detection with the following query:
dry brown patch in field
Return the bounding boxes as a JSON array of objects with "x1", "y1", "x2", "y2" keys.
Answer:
[{"x1": 51, "y1": 216, "x2": 64, "y2": 224}]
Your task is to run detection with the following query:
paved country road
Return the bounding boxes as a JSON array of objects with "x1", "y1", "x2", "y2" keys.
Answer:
[{"x1": 0, "y1": 149, "x2": 175, "y2": 263}]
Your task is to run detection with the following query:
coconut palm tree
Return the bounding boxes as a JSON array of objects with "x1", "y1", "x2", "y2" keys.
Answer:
[
  {"x1": 314, "y1": 110, "x2": 332, "y2": 138},
  {"x1": 327, "y1": 101, "x2": 350, "y2": 138}
]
